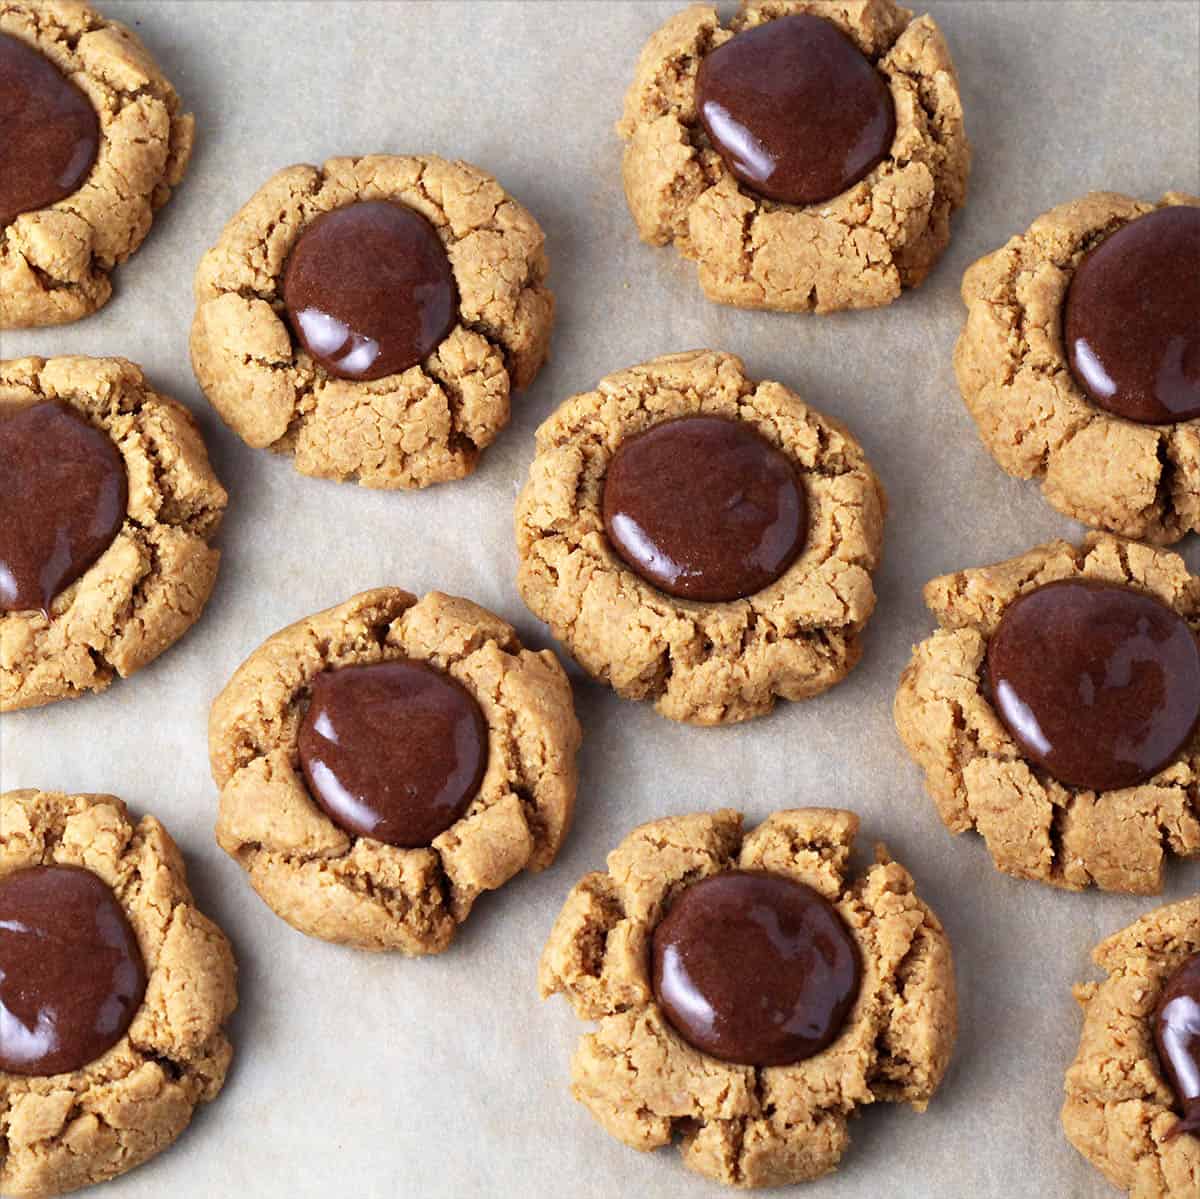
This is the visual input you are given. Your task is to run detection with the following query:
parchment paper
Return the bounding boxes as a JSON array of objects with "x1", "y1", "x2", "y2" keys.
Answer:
[{"x1": 3, "y1": 3, "x2": 1199, "y2": 1196}]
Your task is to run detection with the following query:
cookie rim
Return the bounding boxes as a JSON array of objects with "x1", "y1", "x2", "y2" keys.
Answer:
[
  {"x1": 894, "y1": 532, "x2": 1200, "y2": 893},
  {"x1": 0, "y1": 355, "x2": 228, "y2": 713},
  {"x1": 538, "y1": 806, "x2": 957, "y2": 1188},
  {"x1": 514, "y1": 348, "x2": 886, "y2": 725},
  {"x1": 0, "y1": 0, "x2": 194, "y2": 329},
  {"x1": 954, "y1": 189, "x2": 1200, "y2": 544},
  {"x1": 616, "y1": 0, "x2": 971, "y2": 312},
  {"x1": 0, "y1": 788, "x2": 237, "y2": 1199},
  {"x1": 209, "y1": 587, "x2": 581, "y2": 954},
  {"x1": 189, "y1": 153, "x2": 554, "y2": 489}
]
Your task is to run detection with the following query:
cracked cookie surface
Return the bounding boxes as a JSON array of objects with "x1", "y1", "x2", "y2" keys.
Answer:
[
  {"x1": 539, "y1": 807, "x2": 956, "y2": 1188},
  {"x1": 190, "y1": 154, "x2": 554, "y2": 489},
  {"x1": 894, "y1": 534, "x2": 1200, "y2": 893},
  {"x1": 617, "y1": 0, "x2": 969, "y2": 312},
  {"x1": 1, "y1": 356, "x2": 227, "y2": 712},
  {"x1": 0, "y1": 789, "x2": 237, "y2": 1199},
  {"x1": 0, "y1": 0, "x2": 193, "y2": 329},
  {"x1": 954, "y1": 191, "x2": 1200, "y2": 543},
  {"x1": 210, "y1": 588, "x2": 581, "y2": 952},
  {"x1": 514, "y1": 349, "x2": 886, "y2": 725},
  {"x1": 1063, "y1": 895, "x2": 1200, "y2": 1198}
]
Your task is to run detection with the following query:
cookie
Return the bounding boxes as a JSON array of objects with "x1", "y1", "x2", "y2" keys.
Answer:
[
  {"x1": 190, "y1": 154, "x2": 554, "y2": 489},
  {"x1": 0, "y1": 356, "x2": 227, "y2": 712},
  {"x1": 514, "y1": 350, "x2": 886, "y2": 725},
  {"x1": 954, "y1": 191, "x2": 1200, "y2": 543},
  {"x1": 1063, "y1": 895, "x2": 1200, "y2": 1198},
  {"x1": 894, "y1": 533, "x2": 1200, "y2": 893},
  {"x1": 0, "y1": 0, "x2": 193, "y2": 329},
  {"x1": 539, "y1": 807, "x2": 956, "y2": 1188},
  {"x1": 617, "y1": 0, "x2": 969, "y2": 312},
  {"x1": 0, "y1": 789, "x2": 237, "y2": 1198},
  {"x1": 209, "y1": 588, "x2": 581, "y2": 953}
]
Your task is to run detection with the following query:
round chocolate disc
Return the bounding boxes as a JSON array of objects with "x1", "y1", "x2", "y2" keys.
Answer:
[
  {"x1": 0, "y1": 864, "x2": 147, "y2": 1076},
  {"x1": 987, "y1": 580, "x2": 1200, "y2": 792},
  {"x1": 651, "y1": 871, "x2": 862, "y2": 1067},
  {"x1": 1154, "y1": 952, "x2": 1200, "y2": 1140},
  {"x1": 1064, "y1": 206, "x2": 1200, "y2": 424},
  {"x1": 298, "y1": 659, "x2": 489, "y2": 848},
  {"x1": 0, "y1": 400, "x2": 128, "y2": 614},
  {"x1": 601, "y1": 416, "x2": 807, "y2": 602},
  {"x1": 696, "y1": 13, "x2": 896, "y2": 206},
  {"x1": 282, "y1": 200, "x2": 458, "y2": 381},
  {"x1": 0, "y1": 33, "x2": 100, "y2": 228}
]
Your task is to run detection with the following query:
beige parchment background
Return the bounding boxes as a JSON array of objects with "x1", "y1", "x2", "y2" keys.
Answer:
[{"x1": 2, "y1": 2, "x2": 1199, "y2": 1196}]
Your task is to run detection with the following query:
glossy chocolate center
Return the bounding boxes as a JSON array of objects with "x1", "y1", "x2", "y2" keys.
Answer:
[
  {"x1": 602, "y1": 416, "x2": 807, "y2": 602},
  {"x1": 651, "y1": 871, "x2": 861, "y2": 1067},
  {"x1": 0, "y1": 33, "x2": 100, "y2": 228},
  {"x1": 0, "y1": 400, "x2": 128, "y2": 614},
  {"x1": 696, "y1": 13, "x2": 896, "y2": 206},
  {"x1": 0, "y1": 865, "x2": 146, "y2": 1076},
  {"x1": 298, "y1": 659, "x2": 488, "y2": 848},
  {"x1": 1155, "y1": 952, "x2": 1200, "y2": 1140},
  {"x1": 282, "y1": 200, "x2": 458, "y2": 381},
  {"x1": 1064, "y1": 206, "x2": 1200, "y2": 424},
  {"x1": 987, "y1": 580, "x2": 1200, "y2": 792}
]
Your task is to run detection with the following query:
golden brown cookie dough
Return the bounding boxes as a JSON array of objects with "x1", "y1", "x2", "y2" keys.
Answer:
[
  {"x1": 540, "y1": 807, "x2": 956, "y2": 1188},
  {"x1": 955, "y1": 191, "x2": 1200, "y2": 543},
  {"x1": 1063, "y1": 895, "x2": 1200, "y2": 1198},
  {"x1": 1, "y1": 356, "x2": 227, "y2": 712},
  {"x1": 0, "y1": 0, "x2": 193, "y2": 329},
  {"x1": 190, "y1": 154, "x2": 554, "y2": 489},
  {"x1": 894, "y1": 534, "x2": 1200, "y2": 893},
  {"x1": 210, "y1": 588, "x2": 581, "y2": 953},
  {"x1": 617, "y1": 0, "x2": 969, "y2": 312},
  {"x1": 514, "y1": 350, "x2": 886, "y2": 725},
  {"x1": 0, "y1": 789, "x2": 237, "y2": 1199}
]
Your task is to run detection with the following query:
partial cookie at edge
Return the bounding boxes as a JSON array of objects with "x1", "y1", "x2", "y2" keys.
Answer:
[
  {"x1": 0, "y1": 789, "x2": 237, "y2": 1199},
  {"x1": 1, "y1": 356, "x2": 227, "y2": 712},
  {"x1": 0, "y1": 0, "x2": 194, "y2": 328},
  {"x1": 1062, "y1": 895, "x2": 1200, "y2": 1198},
  {"x1": 954, "y1": 190, "x2": 1200, "y2": 543},
  {"x1": 894, "y1": 533, "x2": 1200, "y2": 893}
]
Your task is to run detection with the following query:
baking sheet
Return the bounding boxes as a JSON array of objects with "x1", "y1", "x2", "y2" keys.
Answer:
[{"x1": 2, "y1": 2, "x2": 1199, "y2": 1195}]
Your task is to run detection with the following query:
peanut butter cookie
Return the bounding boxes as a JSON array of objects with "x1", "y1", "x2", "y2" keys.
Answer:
[
  {"x1": 955, "y1": 191, "x2": 1200, "y2": 543},
  {"x1": 1063, "y1": 895, "x2": 1200, "y2": 1198},
  {"x1": 540, "y1": 807, "x2": 956, "y2": 1188},
  {"x1": 190, "y1": 154, "x2": 554, "y2": 489},
  {"x1": 0, "y1": 789, "x2": 237, "y2": 1198},
  {"x1": 895, "y1": 534, "x2": 1200, "y2": 893},
  {"x1": 618, "y1": 0, "x2": 969, "y2": 312},
  {"x1": 0, "y1": 0, "x2": 193, "y2": 329},
  {"x1": 515, "y1": 350, "x2": 885, "y2": 725},
  {"x1": 210, "y1": 588, "x2": 581, "y2": 953},
  {"x1": 1, "y1": 356, "x2": 227, "y2": 712}
]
